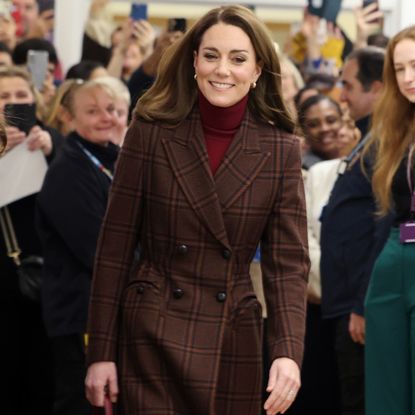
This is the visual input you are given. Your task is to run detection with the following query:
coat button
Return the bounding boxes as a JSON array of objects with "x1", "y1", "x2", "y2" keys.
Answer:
[
  {"x1": 177, "y1": 244, "x2": 188, "y2": 255},
  {"x1": 137, "y1": 284, "x2": 144, "y2": 294},
  {"x1": 173, "y1": 288, "x2": 184, "y2": 299},
  {"x1": 216, "y1": 291, "x2": 227, "y2": 302},
  {"x1": 222, "y1": 249, "x2": 231, "y2": 260}
]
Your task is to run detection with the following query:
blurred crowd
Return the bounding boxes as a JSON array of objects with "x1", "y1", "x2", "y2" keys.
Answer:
[{"x1": 0, "y1": 0, "x2": 405, "y2": 415}]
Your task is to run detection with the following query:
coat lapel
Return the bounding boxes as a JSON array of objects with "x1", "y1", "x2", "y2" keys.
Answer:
[
  {"x1": 214, "y1": 112, "x2": 271, "y2": 210},
  {"x1": 161, "y1": 108, "x2": 270, "y2": 247},
  {"x1": 161, "y1": 111, "x2": 231, "y2": 249}
]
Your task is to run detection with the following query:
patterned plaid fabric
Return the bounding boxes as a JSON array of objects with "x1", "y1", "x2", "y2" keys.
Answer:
[{"x1": 87, "y1": 108, "x2": 309, "y2": 414}]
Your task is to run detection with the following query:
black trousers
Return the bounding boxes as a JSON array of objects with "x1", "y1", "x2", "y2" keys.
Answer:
[
  {"x1": 332, "y1": 315, "x2": 365, "y2": 415},
  {"x1": 286, "y1": 303, "x2": 341, "y2": 415},
  {"x1": 3, "y1": 289, "x2": 54, "y2": 415},
  {"x1": 51, "y1": 334, "x2": 91, "y2": 415}
]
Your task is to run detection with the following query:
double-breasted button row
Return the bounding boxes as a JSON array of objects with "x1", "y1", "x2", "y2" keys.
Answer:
[{"x1": 170, "y1": 288, "x2": 226, "y2": 303}]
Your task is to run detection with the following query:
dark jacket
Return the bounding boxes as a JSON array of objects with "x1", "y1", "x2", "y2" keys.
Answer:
[
  {"x1": 319, "y1": 139, "x2": 393, "y2": 318},
  {"x1": 36, "y1": 132, "x2": 118, "y2": 337}
]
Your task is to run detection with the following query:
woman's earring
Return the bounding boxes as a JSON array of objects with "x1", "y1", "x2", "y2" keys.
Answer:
[
  {"x1": 251, "y1": 81, "x2": 257, "y2": 89},
  {"x1": 194, "y1": 73, "x2": 198, "y2": 80}
]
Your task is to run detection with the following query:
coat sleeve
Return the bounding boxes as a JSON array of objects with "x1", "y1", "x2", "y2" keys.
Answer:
[
  {"x1": 260, "y1": 137, "x2": 310, "y2": 368},
  {"x1": 86, "y1": 121, "x2": 146, "y2": 364}
]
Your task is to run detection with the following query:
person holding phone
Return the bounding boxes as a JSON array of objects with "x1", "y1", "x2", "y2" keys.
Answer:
[
  {"x1": 107, "y1": 17, "x2": 156, "y2": 83},
  {"x1": 0, "y1": 65, "x2": 62, "y2": 415},
  {"x1": 12, "y1": 37, "x2": 60, "y2": 106},
  {"x1": 85, "y1": 5, "x2": 309, "y2": 415}
]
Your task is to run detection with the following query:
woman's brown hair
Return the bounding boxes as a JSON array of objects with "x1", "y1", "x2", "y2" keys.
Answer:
[
  {"x1": 369, "y1": 25, "x2": 415, "y2": 216},
  {"x1": 135, "y1": 5, "x2": 295, "y2": 133}
]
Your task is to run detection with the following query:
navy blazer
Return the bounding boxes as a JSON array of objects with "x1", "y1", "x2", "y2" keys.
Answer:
[{"x1": 319, "y1": 149, "x2": 393, "y2": 319}]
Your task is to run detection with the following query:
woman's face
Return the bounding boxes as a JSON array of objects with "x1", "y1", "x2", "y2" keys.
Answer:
[
  {"x1": 193, "y1": 22, "x2": 261, "y2": 108},
  {"x1": 393, "y1": 38, "x2": 415, "y2": 103},
  {"x1": 0, "y1": 76, "x2": 34, "y2": 117},
  {"x1": 70, "y1": 87, "x2": 117, "y2": 145},
  {"x1": 303, "y1": 99, "x2": 342, "y2": 159}
]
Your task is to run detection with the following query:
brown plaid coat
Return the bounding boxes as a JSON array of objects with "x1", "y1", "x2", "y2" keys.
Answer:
[{"x1": 87, "y1": 107, "x2": 309, "y2": 415}]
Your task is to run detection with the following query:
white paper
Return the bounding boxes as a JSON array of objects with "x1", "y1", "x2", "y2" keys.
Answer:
[{"x1": 0, "y1": 140, "x2": 48, "y2": 208}]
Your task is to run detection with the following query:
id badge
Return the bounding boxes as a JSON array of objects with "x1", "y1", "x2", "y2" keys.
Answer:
[{"x1": 399, "y1": 221, "x2": 415, "y2": 244}]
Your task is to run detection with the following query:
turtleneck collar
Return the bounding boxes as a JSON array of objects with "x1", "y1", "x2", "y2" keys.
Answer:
[{"x1": 198, "y1": 90, "x2": 248, "y2": 133}]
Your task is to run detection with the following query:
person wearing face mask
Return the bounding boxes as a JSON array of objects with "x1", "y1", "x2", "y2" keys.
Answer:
[
  {"x1": 0, "y1": 65, "x2": 61, "y2": 415},
  {"x1": 36, "y1": 80, "x2": 120, "y2": 415},
  {"x1": 84, "y1": 5, "x2": 309, "y2": 415}
]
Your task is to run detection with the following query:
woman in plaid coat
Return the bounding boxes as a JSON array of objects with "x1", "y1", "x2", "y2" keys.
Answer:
[{"x1": 85, "y1": 5, "x2": 309, "y2": 415}]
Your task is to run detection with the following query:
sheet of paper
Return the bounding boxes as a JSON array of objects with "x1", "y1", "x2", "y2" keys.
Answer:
[{"x1": 0, "y1": 140, "x2": 48, "y2": 208}]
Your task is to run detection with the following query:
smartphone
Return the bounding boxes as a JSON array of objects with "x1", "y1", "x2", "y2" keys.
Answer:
[
  {"x1": 27, "y1": 50, "x2": 49, "y2": 91},
  {"x1": 4, "y1": 103, "x2": 37, "y2": 135},
  {"x1": 167, "y1": 18, "x2": 187, "y2": 33},
  {"x1": 308, "y1": 0, "x2": 342, "y2": 23},
  {"x1": 362, "y1": 0, "x2": 380, "y2": 24},
  {"x1": 130, "y1": 3, "x2": 147, "y2": 21},
  {"x1": 363, "y1": 0, "x2": 378, "y2": 7}
]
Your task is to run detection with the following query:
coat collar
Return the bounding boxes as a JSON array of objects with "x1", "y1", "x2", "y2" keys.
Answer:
[{"x1": 161, "y1": 107, "x2": 270, "y2": 249}]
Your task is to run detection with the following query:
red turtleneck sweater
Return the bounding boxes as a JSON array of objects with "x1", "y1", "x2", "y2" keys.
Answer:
[{"x1": 198, "y1": 92, "x2": 248, "y2": 175}]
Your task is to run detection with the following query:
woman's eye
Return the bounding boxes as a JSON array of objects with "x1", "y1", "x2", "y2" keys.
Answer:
[
  {"x1": 204, "y1": 53, "x2": 217, "y2": 60},
  {"x1": 326, "y1": 116, "x2": 340, "y2": 124},
  {"x1": 233, "y1": 56, "x2": 246, "y2": 64}
]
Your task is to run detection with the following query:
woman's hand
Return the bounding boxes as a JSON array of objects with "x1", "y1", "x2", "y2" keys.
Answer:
[
  {"x1": 264, "y1": 357, "x2": 301, "y2": 415},
  {"x1": 4, "y1": 126, "x2": 26, "y2": 152},
  {"x1": 27, "y1": 126, "x2": 53, "y2": 156},
  {"x1": 85, "y1": 361, "x2": 119, "y2": 406}
]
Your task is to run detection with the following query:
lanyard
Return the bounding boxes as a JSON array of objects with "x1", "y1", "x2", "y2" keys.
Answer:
[
  {"x1": 407, "y1": 144, "x2": 415, "y2": 213},
  {"x1": 75, "y1": 140, "x2": 113, "y2": 181},
  {"x1": 337, "y1": 134, "x2": 371, "y2": 175}
]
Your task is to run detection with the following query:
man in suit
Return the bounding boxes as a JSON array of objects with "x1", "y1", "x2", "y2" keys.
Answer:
[{"x1": 319, "y1": 46, "x2": 391, "y2": 415}]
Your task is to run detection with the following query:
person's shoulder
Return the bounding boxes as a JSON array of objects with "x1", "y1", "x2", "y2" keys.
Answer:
[
  {"x1": 309, "y1": 158, "x2": 342, "y2": 176},
  {"x1": 44, "y1": 135, "x2": 87, "y2": 179}
]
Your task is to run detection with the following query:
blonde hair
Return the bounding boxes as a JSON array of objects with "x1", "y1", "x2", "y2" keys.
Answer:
[
  {"x1": 369, "y1": 25, "x2": 415, "y2": 216},
  {"x1": 136, "y1": 5, "x2": 295, "y2": 133},
  {"x1": 45, "y1": 78, "x2": 84, "y2": 133},
  {"x1": 0, "y1": 65, "x2": 45, "y2": 120},
  {"x1": 91, "y1": 76, "x2": 131, "y2": 106}
]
